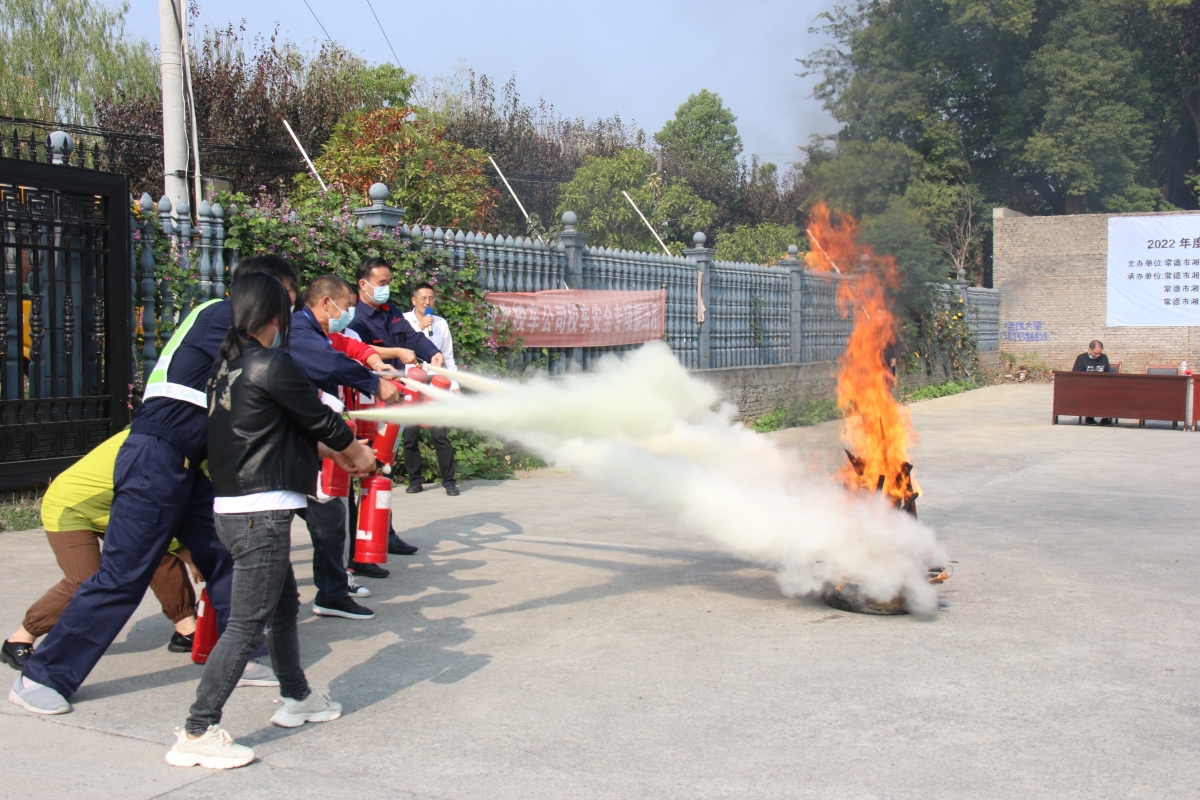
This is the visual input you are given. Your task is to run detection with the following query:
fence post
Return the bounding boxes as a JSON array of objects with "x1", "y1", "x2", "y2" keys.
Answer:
[
  {"x1": 174, "y1": 197, "x2": 193, "y2": 319},
  {"x1": 684, "y1": 231, "x2": 714, "y2": 370},
  {"x1": 558, "y1": 211, "x2": 590, "y2": 373},
  {"x1": 197, "y1": 199, "x2": 213, "y2": 300},
  {"x1": 353, "y1": 182, "x2": 405, "y2": 231},
  {"x1": 781, "y1": 244, "x2": 804, "y2": 364},
  {"x1": 156, "y1": 195, "x2": 176, "y2": 355},
  {"x1": 953, "y1": 266, "x2": 969, "y2": 304},
  {"x1": 212, "y1": 202, "x2": 227, "y2": 297}
]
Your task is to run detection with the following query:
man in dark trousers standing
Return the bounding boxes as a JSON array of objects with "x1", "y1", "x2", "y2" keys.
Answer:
[
  {"x1": 402, "y1": 282, "x2": 459, "y2": 497},
  {"x1": 347, "y1": 258, "x2": 444, "y2": 562},
  {"x1": 1072, "y1": 340, "x2": 1113, "y2": 425}
]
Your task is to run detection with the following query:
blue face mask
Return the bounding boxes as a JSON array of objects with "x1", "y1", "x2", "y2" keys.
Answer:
[
  {"x1": 328, "y1": 300, "x2": 355, "y2": 334},
  {"x1": 271, "y1": 329, "x2": 282, "y2": 349},
  {"x1": 370, "y1": 284, "x2": 391, "y2": 304}
]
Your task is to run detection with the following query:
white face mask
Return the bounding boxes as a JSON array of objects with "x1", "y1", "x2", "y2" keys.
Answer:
[{"x1": 363, "y1": 282, "x2": 391, "y2": 304}]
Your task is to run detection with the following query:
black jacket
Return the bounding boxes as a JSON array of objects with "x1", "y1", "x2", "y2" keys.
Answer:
[
  {"x1": 1072, "y1": 353, "x2": 1111, "y2": 373},
  {"x1": 206, "y1": 341, "x2": 355, "y2": 498}
]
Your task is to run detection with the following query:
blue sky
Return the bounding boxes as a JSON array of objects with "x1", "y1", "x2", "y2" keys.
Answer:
[{"x1": 121, "y1": 0, "x2": 839, "y2": 168}]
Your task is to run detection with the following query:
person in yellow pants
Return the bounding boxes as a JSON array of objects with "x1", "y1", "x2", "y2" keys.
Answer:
[{"x1": 1, "y1": 430, "x2": 198, "y2": 671}]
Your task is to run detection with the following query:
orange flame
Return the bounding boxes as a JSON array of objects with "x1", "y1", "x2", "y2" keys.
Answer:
[{"x1": 804, "y1": 202, "x2": 918, "y2": 504}]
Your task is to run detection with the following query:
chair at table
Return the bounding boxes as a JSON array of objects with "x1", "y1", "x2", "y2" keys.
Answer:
[
  {"x1": 1142, "y1": 364, "x2": 1180, "y2": 428},
  {"x1": 1077, "y1": 363, "x2": 1122, "y2": 424}
]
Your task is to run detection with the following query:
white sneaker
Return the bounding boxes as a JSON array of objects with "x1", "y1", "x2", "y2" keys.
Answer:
[
  {"x1": 165, "y1": 725, "x2": 254, "y2": 769},
  {"x1": 270, "y1": 692, "x2": 342, "y2": 728},
  {"x1": 346, "y1": 572, "x2": 371, "y2": 598},
  {"x1": 237, "y1": 660, "x2": 280, "y2": 688}
]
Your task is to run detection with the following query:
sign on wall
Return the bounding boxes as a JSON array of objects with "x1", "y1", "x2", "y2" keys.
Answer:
[{"x1": 1107, "y1": 215, "x2": 1200, "y2": 326}]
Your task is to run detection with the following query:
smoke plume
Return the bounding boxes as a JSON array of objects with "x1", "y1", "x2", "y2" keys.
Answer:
[{"x1": 360, "y1": 343, "x2": 947, "y2": 614}]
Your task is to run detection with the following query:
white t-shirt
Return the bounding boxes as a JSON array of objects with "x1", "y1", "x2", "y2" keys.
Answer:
[
  {"x1": 403, "y1": 309, "x2": 459, "y2": 390},
  {"x1": 214, "y1": 490, "x2": 306, "y2": 515}
]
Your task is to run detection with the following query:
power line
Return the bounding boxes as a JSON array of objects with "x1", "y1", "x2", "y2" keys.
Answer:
[
  {"x1": 364, "y1": 0, "x2": 400, "y2": 66},
  {"x1": 301, "y1": 0, "x2": 334, "y2": 43}
]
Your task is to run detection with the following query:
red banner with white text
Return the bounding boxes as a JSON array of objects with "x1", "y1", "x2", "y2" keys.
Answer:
[{"x1": 486, "y1": 289, "x2": 666, "y2": 347}]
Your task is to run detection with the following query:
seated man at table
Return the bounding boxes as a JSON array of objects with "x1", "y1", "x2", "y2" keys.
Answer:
[{"x1": 1072, "y1": 340, "x2": 1113, "y2": 425}]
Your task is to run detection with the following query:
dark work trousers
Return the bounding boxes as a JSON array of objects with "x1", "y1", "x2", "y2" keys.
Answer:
[
  {"x1": 295, "y1": 496, "x2": 350, "y2": 607},
  {"x1": 402, "y1": 425, "x2": 456, "y2": 485},
  {"x1": 186, "y1": 510, "x2": 309, "y2": 734},
  {"x1": 23, "y1": 433, "x2": 235, "y2": 699}
]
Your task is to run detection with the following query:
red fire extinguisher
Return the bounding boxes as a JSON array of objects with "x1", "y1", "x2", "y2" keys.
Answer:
[
  {"x1": 354, "y1": 473, "x2": 393, "y2": 563},
  {"x1": 349, "y1": 390, "x2": 377, "y2": 440},
  {"x1": 191, "y1": 588, "x2": 220, "y2": 665},
  {"x1": 430, "y1": 374, "x2": 453, "y2": 392},
  {"x1": 320, "y1": 419, "x2": 355, "y2": 497}
]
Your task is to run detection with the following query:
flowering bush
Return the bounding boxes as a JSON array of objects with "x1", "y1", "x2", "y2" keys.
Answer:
[{"x1": 220, "y1": 190, "x2": 510, "y2": 369}]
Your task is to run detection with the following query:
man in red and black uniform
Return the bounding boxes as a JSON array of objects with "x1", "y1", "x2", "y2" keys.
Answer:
[{"x1": 346, "y1": 257, "x2": 445, "y2": 561}]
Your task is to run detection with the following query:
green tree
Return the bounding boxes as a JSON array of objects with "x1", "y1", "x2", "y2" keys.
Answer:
[
  {"x1": 296, "y1": 107, "x2": 497, "y2": 229},
  {"x1": 714, "y1": 222, "x2": 805, "y2": 264},
  {"x1": 655, "y1": 89, "x2": 743, "y2": 179},
  {"x1": 0, "y1": 0, "x2": 156, "y2": 124},
  {"x1": 555, "y1": 149, "x2": 715, "y2": 251}
]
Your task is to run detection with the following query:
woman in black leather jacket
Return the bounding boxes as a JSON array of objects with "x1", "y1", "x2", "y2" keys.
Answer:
[{"x1": 167, "y1": 272, "x2": 374, "y2": 770}]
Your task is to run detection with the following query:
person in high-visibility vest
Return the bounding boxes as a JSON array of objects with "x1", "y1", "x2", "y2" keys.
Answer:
[
  {"x1": 1, "y1": 429, "x2": 198, "y2": 671},
  {"x1": 9, "y1": 257, "x2": 302, "y2": 717}
]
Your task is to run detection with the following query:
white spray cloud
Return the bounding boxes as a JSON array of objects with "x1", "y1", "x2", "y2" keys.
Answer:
[{"x1": 361, "y1": 342, "x2": 947, "y2": 614}]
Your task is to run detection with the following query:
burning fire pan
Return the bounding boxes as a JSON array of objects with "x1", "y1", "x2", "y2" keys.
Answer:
[{"x1": 821, "y1": 568, "x2": 950, "y2": 615}]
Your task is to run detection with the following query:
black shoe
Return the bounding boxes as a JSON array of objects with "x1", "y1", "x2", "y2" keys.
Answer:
[
  {"x1": 406, "y1": 482, "x2": 423, "y2": 494},
  {"x1": 1098, "y1": 418, "x2": 1114, "y2": 426},
  {"x1": 388, "y1": 534, "x2": 418, "y2": 556},
  {"x1": 349, "y1": 561, "x2": 390, "y2": 579},
  {"x1": 1, "y1": 640, "x2": 33, "y2": 670},
  {"x1": 313, "y1": 597, "x2": 375, "y2": 620},
  {"x1": 444, "y1": 482, "x2": 460, "y2": 496},
  {"x1": 1084, "y1": 417, "x2": 1098, "y2": 425},
  {"x1": 167, "y1": 631, "x2": 195, "y2": 653}
]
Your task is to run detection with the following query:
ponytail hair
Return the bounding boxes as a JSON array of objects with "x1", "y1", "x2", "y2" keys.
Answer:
[{"x1": 219, "y1": 272, "x2": 292, "y2": 361}]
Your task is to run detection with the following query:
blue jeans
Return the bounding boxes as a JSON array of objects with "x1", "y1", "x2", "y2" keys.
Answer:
[
  {"x1": 186, "y1": 509, "x2": 309, "y2": 734},
  {"x1": 23, "y1": 434, "x2": 234, "y2": 699}
]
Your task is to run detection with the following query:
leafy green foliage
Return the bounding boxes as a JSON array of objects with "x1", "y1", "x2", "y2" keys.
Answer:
[
  {"x1": 802, "y1": 0, "x2": 1200, "y2": 285},
  {"x1": 750, "y1": 398, "x2": 842, "y2": 433},
  {"x1": 555, "y1": 150, "x2": 715, "y2": 252},
  {"x1": 95, "y1": 24, "x2": 417, "y2": 197},
  {"x1": 221, "y1": 192, "x2": 507, "y2": 367},
  {"x1": 715, "y1": 222, "x2": 805, "y2": 265},
  {"x1": 296, "y1": 108, "x2": 497, "y2": 229},
  {"x1": 0, "y1": 0, "x2": 156, "y2": 124},
  {"x1": 907, "y1": 380, "x2": 979, "y2": 401},
  {"x1": 409, "y1": 429, "x2": 512, "y2": 482},
  {"x1": 905, "y1": 294, "x2": 980, "y2": 383},
  {"x1": 0, "y1": 491, "x2": 41, "y2": 531},
  {"x1": 655, "y1": 89, "x2": 743, "y2": 182}
]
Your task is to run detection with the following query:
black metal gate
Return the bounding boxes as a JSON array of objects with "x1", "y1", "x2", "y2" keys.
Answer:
[{"x1": 0, "y1": 157, "x2": 131, "y2": 491}]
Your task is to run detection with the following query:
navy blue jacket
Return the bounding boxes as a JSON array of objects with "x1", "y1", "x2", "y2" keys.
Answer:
[
  {"x1": 348, "y1": 301, "x2": 440, "y2": 368},
  {"x1": 131, "y1": 300, "x2": 231, "y2": 463},
  {"x1": 288, "y1": 307, "x2": 380, "y2": 397}
]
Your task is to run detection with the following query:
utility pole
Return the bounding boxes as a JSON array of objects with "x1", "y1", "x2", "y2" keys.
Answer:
[{"x1": 159, "y1": 0, "x2": 189, "y2": 207}]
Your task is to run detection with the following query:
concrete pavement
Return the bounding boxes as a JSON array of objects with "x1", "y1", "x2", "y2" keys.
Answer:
[{"x1": 1, "y1": 382, "x2": 1197, "y2": 798}]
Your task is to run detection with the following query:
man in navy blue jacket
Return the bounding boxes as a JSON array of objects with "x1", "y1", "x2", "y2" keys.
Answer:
[
  {"x1": 289, "y1": 275, "x2": 404, "y2": 614},
  {"x1": 348, "y1": 257, "x2": 443, "y2": 371}
]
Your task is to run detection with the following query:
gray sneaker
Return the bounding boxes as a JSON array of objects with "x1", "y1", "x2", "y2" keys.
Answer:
[
  {"x1": 270, "y1": 692, "x2": 342, "y2": 728},
  {"x1": 8, "y1": 675, "x2": 70, "y2": 715},
  {"x1": 165, "y1": 725, "x2": 254, "y2": 769},
  {"x1": 237, "y1": 660, "x2": 280, "y2": 688}
]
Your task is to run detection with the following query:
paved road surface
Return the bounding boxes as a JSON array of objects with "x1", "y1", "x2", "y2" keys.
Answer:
[{"x1": 1, "y1": 383, "x2": 1196, "y2": 798}]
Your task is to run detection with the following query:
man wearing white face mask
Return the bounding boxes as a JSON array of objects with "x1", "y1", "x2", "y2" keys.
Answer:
[{"x1": 287, "y1": 275, "x2": 402, "y2": 617}]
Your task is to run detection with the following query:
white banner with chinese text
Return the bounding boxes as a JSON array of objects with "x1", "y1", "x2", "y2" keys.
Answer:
[{"x1": 1107, "y1": 215, "x2": 1200, "y2": 326}]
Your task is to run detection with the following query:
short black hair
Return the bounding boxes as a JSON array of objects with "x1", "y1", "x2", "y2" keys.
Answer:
[
  {"x1": 412, "y1": 282, "x2": 434, "y2": 295},
  {"x1": 233, "y1": 254, "x2": 299, "y2": 291},
  {"x1": 356, "y1": 257, "x2": 391, "y2": 284},
  {"x1": 304, "y1": 274, "x2": 356, "y2": 308}
]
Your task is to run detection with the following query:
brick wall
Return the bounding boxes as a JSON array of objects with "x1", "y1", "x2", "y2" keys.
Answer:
[{"x1": 993, "y1": 208, "x2": 1200, "y2": 371}]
